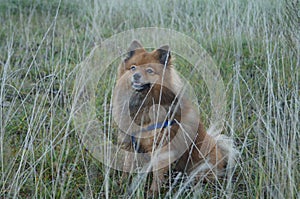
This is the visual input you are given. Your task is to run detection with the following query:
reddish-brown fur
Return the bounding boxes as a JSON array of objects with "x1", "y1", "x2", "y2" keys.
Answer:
[{"x1": 113, "y1": 40, "x2": 234, "y2": 196}]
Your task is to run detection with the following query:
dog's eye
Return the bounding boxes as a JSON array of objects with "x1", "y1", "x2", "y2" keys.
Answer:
[
  {"x1": 130, "y1": 65, "x2": 136, "y2": 71},
  {"x1": 146, "y1": 68, "x2": 154, "y2": 74}
]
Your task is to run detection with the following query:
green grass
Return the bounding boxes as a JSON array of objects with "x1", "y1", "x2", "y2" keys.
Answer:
[{"x1": 0, "y1": 0, "x2": 299, "y2": 198}]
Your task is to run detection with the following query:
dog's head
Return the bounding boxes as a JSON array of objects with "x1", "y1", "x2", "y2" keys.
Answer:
[{"x1": 117, "y1": 40, "x2": 172, "y2": 91}]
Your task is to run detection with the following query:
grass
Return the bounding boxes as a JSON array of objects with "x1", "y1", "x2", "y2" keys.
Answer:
[{"x1": 0, "y1": 0, "x2": 299, "y2": 198}]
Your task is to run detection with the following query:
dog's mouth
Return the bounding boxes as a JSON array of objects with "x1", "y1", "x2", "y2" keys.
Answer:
[{"x1": 131, "y1": 82, "x2": 151, "y2": 91}]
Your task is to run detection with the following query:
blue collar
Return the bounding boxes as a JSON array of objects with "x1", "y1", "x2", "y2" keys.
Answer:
[
  {"x1": 144, "y1": 120, "x2": 176, "y2": 131},
  {"x1": 131, "y1": 120, "x2": 176, "y2": 151}
]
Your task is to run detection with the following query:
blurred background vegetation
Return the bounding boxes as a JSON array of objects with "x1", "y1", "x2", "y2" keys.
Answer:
[{"x1": 0, "y1": 0, "x2": 299, "y2": 198}]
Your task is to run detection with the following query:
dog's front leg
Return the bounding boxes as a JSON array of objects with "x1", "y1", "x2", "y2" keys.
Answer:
[
  {"x1": 149, "y1": 165, "x2": 168, "y2": 197},
  {"x1": 149, "y1": 148, "x2": 171, "y2": 197},
  {"x1": 117, "y1": 132, "x2": 134, "y2": 182}
]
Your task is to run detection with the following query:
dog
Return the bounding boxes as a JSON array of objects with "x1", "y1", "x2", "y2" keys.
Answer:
[{"x1": 112, "y1": 40, "x2": 235, "y2": 196}]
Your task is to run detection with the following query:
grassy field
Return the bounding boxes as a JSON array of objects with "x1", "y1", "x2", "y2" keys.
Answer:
[{"x1": 0, "y1": 0, "x2": 299, "y2": 198}]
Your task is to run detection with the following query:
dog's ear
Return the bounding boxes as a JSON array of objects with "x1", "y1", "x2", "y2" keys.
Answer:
[
  {"x1": 129, "y1": 40, "x2": 143, "y2": 51},
  {"x1": 156, "y1": 45, "x2": 171, "y2": 66},
  {"x1": 125, "y1": 40, "x2": 143, "y2": 62}
]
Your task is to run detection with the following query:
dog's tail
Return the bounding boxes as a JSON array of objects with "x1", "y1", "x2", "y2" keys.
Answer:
[
  {"x1": 207, "y1": 124, "x2": 238, "y2": 171},
  {"x1": 215, "y1": 134, "x2": 237, "y2": 170}
]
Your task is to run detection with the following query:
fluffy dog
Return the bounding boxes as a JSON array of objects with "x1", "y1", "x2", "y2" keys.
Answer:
[{"x1": 112, "y1": 40, "x2": 235, "y2": 196}]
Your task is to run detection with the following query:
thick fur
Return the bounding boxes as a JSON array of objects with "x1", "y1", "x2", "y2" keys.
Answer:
[{"x1": 112, "y1": 40, "x2": 236, "y2": 196}]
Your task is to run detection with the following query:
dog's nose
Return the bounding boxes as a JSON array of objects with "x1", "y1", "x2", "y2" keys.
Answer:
[{"x1": 133, "y1": 73, "x2": 141, "y2": 81}]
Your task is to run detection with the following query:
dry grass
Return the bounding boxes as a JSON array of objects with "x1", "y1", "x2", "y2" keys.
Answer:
[{"x1": 0, "y1": 0, "x2": 299, "y2": 198}]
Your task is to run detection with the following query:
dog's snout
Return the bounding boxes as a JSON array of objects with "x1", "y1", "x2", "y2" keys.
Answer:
[{"x1": 133, "y1": 73, "x2": 141, "y2": 81}]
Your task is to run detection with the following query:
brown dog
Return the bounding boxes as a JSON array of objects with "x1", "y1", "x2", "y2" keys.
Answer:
[{"x1": 112, "y1": 40, "x2": 235, "y2": 196}]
